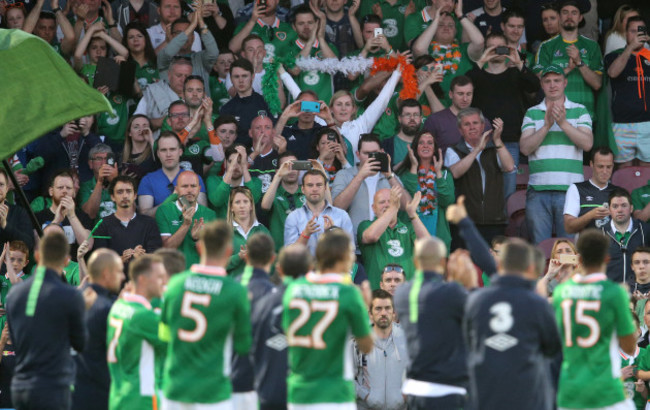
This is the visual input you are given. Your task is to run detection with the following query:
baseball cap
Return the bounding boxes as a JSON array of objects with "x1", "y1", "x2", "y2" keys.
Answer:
[{"x1": 541, "y1": 64, "x2": 566, "y2": 77}]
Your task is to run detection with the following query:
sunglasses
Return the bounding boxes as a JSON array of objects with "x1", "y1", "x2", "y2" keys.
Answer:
[
  {"x1": 6, "y1": 2, "x2": 25, "y2": 9},
  {"x1": 383, "y1": 265, "x2": 404, "y2": 274}
]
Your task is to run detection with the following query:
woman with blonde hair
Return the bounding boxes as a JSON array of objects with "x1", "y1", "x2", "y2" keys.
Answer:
[
  {"x1": 605, "y1": 5, "x2": 640, "y2": 55},
  {"x1": 226, "y1": 187, "x2": 270, "y2": 277},
  {"x1": 537, "y1": 238, "x2": 579, "y2": 297},
  {"x1": 121, "y1": 115, "x2": 157, "y2": 180}
]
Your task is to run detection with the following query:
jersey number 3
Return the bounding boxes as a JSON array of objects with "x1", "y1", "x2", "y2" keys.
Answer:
[
  {"x1": 287, "y1": 299, "x2": 338, "y2": 349},
  {"x1": 560, "y1": 299, "x2": 601, "y2": 348}
]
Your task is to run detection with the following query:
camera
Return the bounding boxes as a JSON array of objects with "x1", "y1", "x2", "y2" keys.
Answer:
[{"x1": 495, "y1": 46, "x2": 510, "y2": 55}]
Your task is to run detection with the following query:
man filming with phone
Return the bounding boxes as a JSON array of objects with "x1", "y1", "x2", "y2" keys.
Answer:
[
  {"x1": 80, "y1": 144, "x2": 118, "y2": 221},
  {"x1": 605, "y1": 16, "x2": 650, "y2": 167},
  {"x1": 444, "y1": 108, "x2": 514, "y2": 245}
]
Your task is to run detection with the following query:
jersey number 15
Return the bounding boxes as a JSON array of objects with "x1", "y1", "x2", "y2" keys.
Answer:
[{"x1": 560, "y1": 299, "x2": 601, "y2": 348}]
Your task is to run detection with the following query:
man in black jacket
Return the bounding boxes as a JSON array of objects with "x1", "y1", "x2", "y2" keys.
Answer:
[
  {"x1": 0, "y1": 169, "x2": 34, "y2": 252},
  {"x1": 72, "y1": 249, "x2": 125, "y2": 410},
  {"x1": 464, "y1": 238, "x2": 562, "y2": 410},
  {"x1": 7, "y1": 229, "x2": 94, "y2": 410},
  {"x1": 601, "y1": 188, "x2": 650, "y2": 284}
]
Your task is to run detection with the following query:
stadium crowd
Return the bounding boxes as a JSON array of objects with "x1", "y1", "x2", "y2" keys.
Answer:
[{"x1": 2, "y1": 0, "x2": 650, "y2": 407}]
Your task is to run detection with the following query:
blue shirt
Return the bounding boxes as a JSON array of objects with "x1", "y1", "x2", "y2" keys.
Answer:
[
  {"x1": 137, "y1": 168, "x2": 206, "y2": 206},
  {"x1": 284, "y1": 202, "x2": 354, "y2": 254}
]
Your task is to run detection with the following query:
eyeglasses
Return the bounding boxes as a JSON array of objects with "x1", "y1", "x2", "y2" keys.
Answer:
[
  {"x1": 169, "y1": 112, "x2": 190, "y2": 119},
  {"x1": 383, "y1": 265, "x2": 404, "y2": 274},
  {"x1": 91, "y1": 156, "x2": 109, "y2": 162}
]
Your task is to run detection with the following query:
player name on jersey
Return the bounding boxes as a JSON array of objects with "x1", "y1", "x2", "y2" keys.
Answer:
[
  {"x1": 184, "y1": 276, "x2": 224, "y2": 294},
  {"x1": 291, "y1": 284, "x2": 340, "y2": 299}
]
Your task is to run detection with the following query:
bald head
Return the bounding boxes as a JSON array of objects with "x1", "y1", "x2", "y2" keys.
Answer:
[
  {"x1": 277, "y1": 243, "x2": 313, "y2": 279},
  {"x1": 372, "y1": 189, "x2": 393, "y2": 219},
  {"x1": 414, "y1": 237, "x2": 447, "y2": 271},
  {"x1": 249, "y1": 115, "x2": 273, "y2": 144},
  {"x1": 175, "y1": 170, "x2": 200, "y2": 205}
]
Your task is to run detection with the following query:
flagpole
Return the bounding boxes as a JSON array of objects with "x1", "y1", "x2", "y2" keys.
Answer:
[{"x1": 2, "y1": 160, "x2": 43, "y2": 237}]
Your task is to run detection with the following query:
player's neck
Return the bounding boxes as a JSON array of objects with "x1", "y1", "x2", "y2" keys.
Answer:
[
  {"x1": 134, "y1": 288, "x2": 152, "y2": 301},
  {"x1": 200, "y1": 257, "x2": 228, "y2": 268}
]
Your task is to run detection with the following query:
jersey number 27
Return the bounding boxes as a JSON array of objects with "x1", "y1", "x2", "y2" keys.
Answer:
[{"x1": 287, "y1": 299, "x2": 338, "y2": 349}]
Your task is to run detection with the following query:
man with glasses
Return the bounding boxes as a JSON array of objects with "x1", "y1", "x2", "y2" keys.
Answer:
[
  {"x1": 383, "y1": 99, "x2": 422, "y2": 168},
  {"x1": 137, "y1": 131, "x2": 207, "y2": 217},
  {"x1": 379, "y1": 264, "x2": 405, "y2": 295},
  {"x1": 359, "y1": 187, "x2": 428, "y2": 289},
  {"x1": 80, "y1": 144, "x2": 118, "y2": 221}
]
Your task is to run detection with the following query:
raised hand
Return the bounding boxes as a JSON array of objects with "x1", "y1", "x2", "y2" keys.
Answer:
[{"x1": 446, "y1": 195, "x2": 468, "y2": 224}]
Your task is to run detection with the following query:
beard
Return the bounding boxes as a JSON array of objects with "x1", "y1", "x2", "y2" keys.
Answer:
[
  {"x1": 562, "y1": 22, "x2": 576, "y2": 31},
  {"x1": 402, "y1": 124, "x2": 420, "y2": 136}
]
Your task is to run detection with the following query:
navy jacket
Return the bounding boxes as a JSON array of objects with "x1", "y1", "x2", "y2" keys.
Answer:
[
  {"x1": 464, "y1": 275, "x2": 562, "y2": 410},
  {"x1": 232, "y1": 268, "x2": 274, "y2": 392},
  {"x1": 7, "y1": 268, "x2": 86, "y2": 391},
  {"x1": 251, "y1": 284, "x2": 288, "y2": 407},
  {"x1": 394, "y1": 271, "x2": 468, "y2": 387},
  {"x1": 601, "y1": 219, "x2": 649, "y2": 284},
  {"x1": 72, "y1": 284, "x2": 116, "y2": 410}
]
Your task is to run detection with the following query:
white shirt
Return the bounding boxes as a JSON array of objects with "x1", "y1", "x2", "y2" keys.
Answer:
[{"x1": 147, "y1": 23, "x2": 203, "y2": 52}]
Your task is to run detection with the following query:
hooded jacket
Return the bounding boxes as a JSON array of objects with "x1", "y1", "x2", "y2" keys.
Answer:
[{"x1": 601, "y1": 218, "x2": 649, "y2": 284}]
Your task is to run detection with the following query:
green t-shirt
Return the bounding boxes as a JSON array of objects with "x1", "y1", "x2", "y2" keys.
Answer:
[
  {"x1": 282, "y1": 273, "x2": 371, "y2": 404},
  {"x1": 392, "y1": 136, "x2": 410, "y2": 166},
  {"x1": 0, "y1": 272, "x2": 30, "y2": 329},
  {"x1": 357, "y1": 219, "x2": 416, "y2": 290},
  {"x1": 159, "y1": 265, "x2": 251, "y2": 403},
  {"x1": 233, "y1": 18, "x2": 294, "y2": 60},
  {"x1": 97, "y1": 93, "x2": 132, "y2": 145},
  {"x1": 357, "y1": 0, "x2": 409, "y2": 51},
  {"x1": 155, "y1": 201, "x2": 217, "y2": 268},
  {"x1": 268, "y1": 185, "x2": 305, "y2": 251},
  {"x1": 287, "y1": 40, "x2": 338, "y2": 105},
  {"x1": 429, "y1": 42, "x2": 475, "y2": 107},
  {"x1": 79, "y1": 177, "x2": 116, "y2": 220},
  {"x1": 533, "y1": 35, "x2": 603, "y2": 117},
  {"x1": 552, "y1": 274, "x2": 636, "y2": 408},
  {"x1": 209, "y1": 76, "x2": 231, "y2": 113},
  {"x1": 621, "y1": 346, "x2": 648, "y2": 410},
  {"x1": 403, "y1": 9, "x2": 462, "y2": 47},
  {"x1": 81, "y1": 64, "x2": 97, "y2": 87},
  {"x1": 135, "y1": 61, "x2": 159, "y2": 91},
  {"x1": 108, "y1": 295, "x2": 164, "y2": 410},
  {"x1": 205, "y1": 174, "x2": 263, "y2": 219},
  {"x1": 227, "y1": 222, "x2": 271, "y2": 277},
  {"x1": 632, "y1": 183, "x2": 650, "y2": 223},
  {"x1": 64, "y1": 261, "x2": 80, "y2": 287}
]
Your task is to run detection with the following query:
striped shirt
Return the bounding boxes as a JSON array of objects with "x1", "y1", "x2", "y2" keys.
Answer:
[{"x1": 521, "y1": 98, "x2": 592, "y2": 191}]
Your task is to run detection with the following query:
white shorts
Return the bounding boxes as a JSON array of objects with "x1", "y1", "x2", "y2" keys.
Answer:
[
  {"x1": 560, "y1": 398, "x2": 635, "y2": 410},
  {"x1": 161, "y1": 396, "x2": 234, "y2": 410},
  {"x1": 232, "y1": 391, "x2": 258, "y2": 410},
  {"x1": 288, "y1": 404, "x2": 356, "y2": 410}
]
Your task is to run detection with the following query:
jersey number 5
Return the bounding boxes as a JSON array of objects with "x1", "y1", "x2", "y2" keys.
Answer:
[
  {"x1": 287, "y1": 299, "x2": 338, "y2": 349},
  {"x1": 560, "y1": 299, "x2": 601, "y2": 348},
  {"x1": 179, "y1": 291, "x2": 211, "y2": 342}
]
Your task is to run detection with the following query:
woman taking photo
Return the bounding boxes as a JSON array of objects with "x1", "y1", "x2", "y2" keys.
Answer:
[
  {"x1": 311, "y1": 128, "x2": 351, "y2": 183},
  {"x1": 226, "y1": 187, "x2": 270, "y2": 277},
  {"x1": 395, "y1": 130, "x2": 455, "y2": 250},
  {"x1": 121, "y1": 115, "x2": 158, "y2": 180}
]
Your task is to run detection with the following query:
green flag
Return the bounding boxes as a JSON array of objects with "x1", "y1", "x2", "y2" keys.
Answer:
[{"x1": 0, "y1": 29, "x2": 112, "y2": 160}]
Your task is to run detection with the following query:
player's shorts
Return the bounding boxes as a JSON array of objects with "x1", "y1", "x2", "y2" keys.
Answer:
[
  {"x1": 233, "y1": 391, "x2": 258, "y2": 410},
  {"x1": 559, "y1": 398, "x2": 635, "y2": 410},
  {"x1": 161, "y1": 396, "x2": 234, "y2": 410},
  {"x1": 613, "y1": 121, "x2": 650, "y2": 163},
  {"x1": 288, "y1": 403, "x2": 356, "y2": 410}
]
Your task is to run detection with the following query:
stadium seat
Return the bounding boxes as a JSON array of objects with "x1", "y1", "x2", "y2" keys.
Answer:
[
  {"x1": 583, "y1": 165, "x2": 592, "y2": 181},
  {"x1": 505, "y1": 190, "x2": 529, "y2": 240},
  {"x1": 506, "y1": 190, "x2": 526, "y2": 219},
  {"x1": 611, "y1": 167, "x2": 650, "y2": 193}
]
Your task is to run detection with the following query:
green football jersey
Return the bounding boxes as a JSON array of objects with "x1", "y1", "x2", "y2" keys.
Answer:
[
  {"x1": 159, "y1": 265, "x2": 252, "y2": 404},
  {"x1": 268, "y1": 185, "x2": 305, "y2": 251},
  {"x1": 282, "y1": 272, "x2": 371, "y2": 405},
  {"x1": 79, "y1": 178, "x2": 116, "y2": 220},
  {"x1": 155, "y1": 202, "x2": 217, "y2": 268},
  {"x1": 287, "y1": 39, "x2": 338, "y2": 105},
  {"x1": 357, "y1": 219, "x2": 416, "y2": 290},
  {"x1": 533, "y1": 35, "x2": 603, "y2": 117},
  {"x1": 107, "y1": 294, "x2": 164, "y2": 410},
  {"x1": 357, "y1": 0, "x2": 409, "y2": 51},
  {"x1": 552, "y1": 273, "x2": 636, "y2": 408},
  {"x1": 621, "y1": 346, "x2": 647, "y2": 410}
]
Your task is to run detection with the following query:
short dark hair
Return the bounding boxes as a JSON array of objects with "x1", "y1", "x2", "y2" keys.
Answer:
[
  {"x1": 168, "y1": 100, "x2": 190, "y2": 113},
  {"x1": 357, "y1": 133, "x2": 381, "y2": 152},
  {"x1": 297, "y1": 89, "x2": 319, "y2": 100},
  {"x1": 398, "y1": 99, "x2": 421, "y2": 116},
  {"x1": 370, "y1": 289, "x2": 393, "y2": 310},
  {"x1": 302, "y1": 169, "x2": 328, "y2": 186},
  {"x1": 590, "y1": 146, "x2": 614, "y2": 162},
  {"x1": 316, "y1": 230, "x2": 352, "y2": 272},
  {"x1": 278, "y1": 245, "x2": 312, "y2": 279},
  {"x1": 129, "y1": 254, "x2": 163, "y2": 283},
  {"x1": 109, "y1": 175, "x2": 136, "y2": 196},
  {"x1": 225, "y1": 144, "x2": 247, "y2": 162},
  {"x1": 278, "y1": 151, "x2": 298, "y2": 167},
  {"x1": 49, "y1": 169, "x2": 75, "y2": 188},
  {"x1": 200, "y1": 220, "x2": 233, "y2": 259},
  {"x1": 491, "y1": 235, "x2": 507, "y2": 249},
  {"x1": 39, "y1": 11, "x2": 56, "y2": 21},
  {"x1": 230, "y1": 58, "x2": 254, "y2": 75},
  {"x1": 502, "y1": 7, "x2": 525, "y2": 24},
  {"x1": 576, "y1": 229, "x2": 610, "y2": 269},
  {"x1": 183, "y1": 75, "x2": 204, "y2": 88},
  {"x1": 154, "y1": 248, "x2": 186, "y2": 276},
  {"x1": 632, "y1": 247, "x2": 650, "y2": 260},
  {"x1": 171, "y1": 16, "x2": 190, "y2": 32},
  {"x1": 157, "y1": 131, "x2": 182, "y2": 149},
  {"x1": 361, "y1": 14, "x2": 382, "y2": 30},
  {"x1": 39, "y1": 230, "x2": 70, "y2": 266},
  {"x1": 414, "y1": 55, "x2": 436, "y2": 69},
  {"x1": 246, "y1": 233, "x2": 275, "y2": 267},
  {"x1": 500, "y1": 239, "x2": 532, "y2": 274},
  {"x1": 214, "y1": 115, "x2": 238, "y2": 129},
  {"x1": 608, "y1": 188, "x2": 632, "y2": 207},
  {"x1": 241, "y1": 34, "x2": 264, "y2": 51},
  {"x1": 626, "y1": 16, "x2": 646, "y2": 31},
  {"x1": 485, "y1": 32, "x2": 507, "y2": 44},
  {"x1": 291, "y1": 4, "x2": 316, "y2": 24},
  {"x1": 449, "y1": 75, "x2": 473, "y2": 92}
]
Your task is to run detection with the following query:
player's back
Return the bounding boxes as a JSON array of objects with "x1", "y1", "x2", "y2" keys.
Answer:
[
  {"x1": 107, "y1": 295, "x2": 161, "y2": 410},
  {"x1": 160, "y1": 266, "x2": 251, "y2": 404},
  {"x1": 282, "y1": 273, "x2": 370, "y2": 405},
  {"x1": 552, "y1": 273, "x2": 636, "y2": 409}
]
